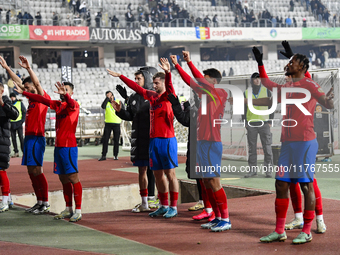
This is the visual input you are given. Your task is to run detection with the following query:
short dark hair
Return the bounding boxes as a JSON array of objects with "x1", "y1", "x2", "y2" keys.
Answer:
[
  {"x1": 294, "y1": 53, "x2": 309, "y2": 73},
  {"x1": 134, "y1": 70, "x2": 143, "y2": 76},
  {"x1": 203, "y1": 68, "x2": 222, "y2": 84},
  {"x1": 63, "y1": 81, "x2": 74, "y2": 91},
  {"x1": 105, "y1": 90, "x2": 112, "y2": 95},
  {"x1": 22, "y1": 76, "x2": 32, "y2": 84},
  {"x1": 153, "y1": 72, "x2": 165, "y2": 80}
]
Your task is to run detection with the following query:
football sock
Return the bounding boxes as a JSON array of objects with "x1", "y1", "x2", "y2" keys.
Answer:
[
  {"x1": 73, "y1": 182, "x2": 82, "y2": 210},
  {"x1": 275, "y1": 198, "x2": 289, "y2": 234}
]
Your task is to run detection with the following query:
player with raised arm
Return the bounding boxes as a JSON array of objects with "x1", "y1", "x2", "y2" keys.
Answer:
[
  {"x1": 108, "y1": 58, "x2": 179, "y2": 218},
  {"x1": 170, "y1": 51, "x2": 231, "y2": 232},
  {"x1": 0, "y1": 56, "x2": 51, "y2": 214},
  {"x1": 250, "y1": 45, "x2": 333, "y2": 244},
  {"x1": 253, "y1": 41, "x2": 327, "y2": 234},
  {"x1": 15, "y1": 81, "x2": 83, "y2": 222}
]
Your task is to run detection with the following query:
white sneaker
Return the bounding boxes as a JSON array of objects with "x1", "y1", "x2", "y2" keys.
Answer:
[
  {"x1": 285, "y1": 217, "x2": 304, "y2": 230},
  {"x1": 316, "y1": 219, "x2": 327, "y2": 233},
  {"x1": 131, "y1": 203, "x2": 150, "y2": 213},
  {"x1": 69, "y1": 212, "x2": 82, "y2": 222},
  {"x1": 54, "y1": 209, "x2": 73, "y2": 220},
  {"x1": 0, "y1": 202, "x2": 9, "y2": 212}
]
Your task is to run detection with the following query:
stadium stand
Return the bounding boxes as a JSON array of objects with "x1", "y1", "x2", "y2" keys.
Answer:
[{"x1": 1, "y1": 0, "x2": 337, "y2": 27}]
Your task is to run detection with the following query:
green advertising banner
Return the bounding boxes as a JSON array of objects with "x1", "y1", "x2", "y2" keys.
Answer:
[
  {"x1": 0, "y1": 24, "x2": 29, "y2": 40},
  {"x1": 302, "y1": 27, "x2": 340, "y2": 40}
]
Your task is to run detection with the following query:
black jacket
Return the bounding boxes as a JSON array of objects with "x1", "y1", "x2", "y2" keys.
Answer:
[
  {"x1": 10, "y1": 99, "x2": 26, "y2": 130},
  {"x1": 115, "y1": 67, "x2": 157, "y2": 162},
  {"x1": 0, "y1": 95, "x2": 19, "y2": 169},
  {"x1": 171, "y1": 95, "x2": 199, "y2": 179}
]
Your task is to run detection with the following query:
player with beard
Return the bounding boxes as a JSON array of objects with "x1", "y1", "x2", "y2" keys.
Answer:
[{"x1": 250, "y1": 46, "x2": 333, "y2": 244}]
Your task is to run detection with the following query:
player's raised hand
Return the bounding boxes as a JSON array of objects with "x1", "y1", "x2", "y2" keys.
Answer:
[
  {"x1": 158, "y1": 58, "x2": 171, "y2": 73},
  {"x1": 111, "y1": 99, "x2": 122, "y2": 112},
  {"x1": 326, "y1": 87, "x2": 334, "y2": 100},
  {"x1": 13, "y1": 81, "x2": 23, "y2": 94},
  {"x1": 54, "y1": 82, "x2": 66, "y2": 95},
  {"x1": 0, "y1": 56, "x2": 9, "y2": 69},
  {"x1": 170, "y1": 55, "x2": 178, "y2": 65},
  {"x1": 252, "y1": 47, "x2": 263, "y2": 66},
  {"x1": 182, "y1": 51, "x2": 191, "y2": 63},
  {"x1": 116, "y1": 84, "x2": 127, "y2": 99},
  {"x1": 167, "y1": 93, "x2": 179, "y2": 106},
  {"x1": 107, "y1": 69, "x2": 121, "y2": 77},
  {"x1": 279, "y1": 40, "x2": 294, "y2": 59},
  {"x1": 18, "y1": 56, "x2": 31, "y2": 70}
]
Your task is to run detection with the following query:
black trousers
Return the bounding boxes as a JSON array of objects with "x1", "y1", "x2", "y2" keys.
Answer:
[
  {"x1": 11, "y1": 127, "x2": 24, "y2": 153},
  {"x1": 101, "y1": 123, "x2": 120, "y2": 157}
]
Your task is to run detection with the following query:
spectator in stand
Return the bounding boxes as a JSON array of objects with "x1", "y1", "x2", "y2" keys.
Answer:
[
  {"x1": 127, "y1": 3, "x2": 132, "y2": 12},
  {"x1": 236, "y1": 1, "x2": 243, "y2": 13},
  {"x1": 309, "y1": 50, "x2": 314, "y2": 64},
  {"x1": 163, "y1": 14, "x2": 171, "y2": 23},
  {"x1": 303, "y1": 17, "x2": 307, "y2": 27},
  {"x1": 95, "y1": 11, "x2": 102, "y2": 27},
  {"x1": 137, "y1": 4, "x2": 144, "y2": 16},
  {"x1": 277, "y1": 16, "x2": 282, "y2": 26},
  {"x1": 72, "y1": 0, "x2": 77, "y2": 14},
  {"x1": 234, "y1": 14, "x2": 239, "y2": 26},
  {"x1": 35, "y1": 12, "x2": 42, "y2": 26},
  {"x1": 285, "y1": 16, "x2": 292, "y2": 27},
  {"x1": 323, "y1": 9, "x2": 330, "y2": 23},
  {"x1": 146, "y1": 14, "x2": 153, "y2": 25},
  {"x1": 6, "y1": 10, "x2": 11, "y2": 24},
  {"x1": 138, "y1": 13, "x2": 145, "y2": 23},
  {"x1": 153, "y1": 13, "x2": 160, "y2": 23},
  {"x1": 333, "y1": 14, "x2": 337, "y2": 26},
  {"x1": 203, "y1": 15, "x2": 211, "y2": 27},
  {"x1": 79, "y1": 1, "x2": 87, "y2": 17},
  {"x1": 85, "y1": 10, "x2": 91, "y2": 26},
  {"x1": 212, "y1": 14, "x2": 218, "y2": 27},
  {"x1": 125, "y1": 10, "x2": 134, "y2": 23},
  {"x1": 317, "y1": 7, "x2": 323, "y2": 22},
  {"x1": 272, "y1": 16, "x2": 277, "y2": 27},
  {"x1": 248, "y1": 10, "x2": 256, "y2": 22},
  {"x1": 337, "y1": 50, "x2": 340, "y2": 58},
  {"x1": 16, "y1": 71, "x2": 21, "y2": 79},
  {"x1": 73, "y1": 13, "x2": 82, "y2": 26},
  {"x1": 290, "y1": 0, "x2": 295, "y2": 11},
  {"x1": 110, "y1": 15, "x2": 119, "y2": 28},
  {"x1": 293, "y1": 17, "x2": 297, "y2": 27},
  {"x1": 243, "y1": 6, "x2": 249, "y2": 16},
  {"x1": 211, "y1": 0, "x2": 216, "y2": 7},
  {"x1": 22, "y1": 11, "x2": 29, "y2": 25},
  {"x1": 76, "y1": 0, "x2": 81, "y2": 13},
  {"x1": 52, "y1": 12, "x2": 59, "y2": 26},
  {"x1": 196, "y1": 16, "x2": 202, "y2": 25},
  {"x1": 228, "y1": 67, "x2": 234, "y2": 76},
  {"x1": 230, "y1": 0, "x2": 235, "y2": 10},
  {"x1": 323, "y1": 49, "x2": 329, "y2": 64}
]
